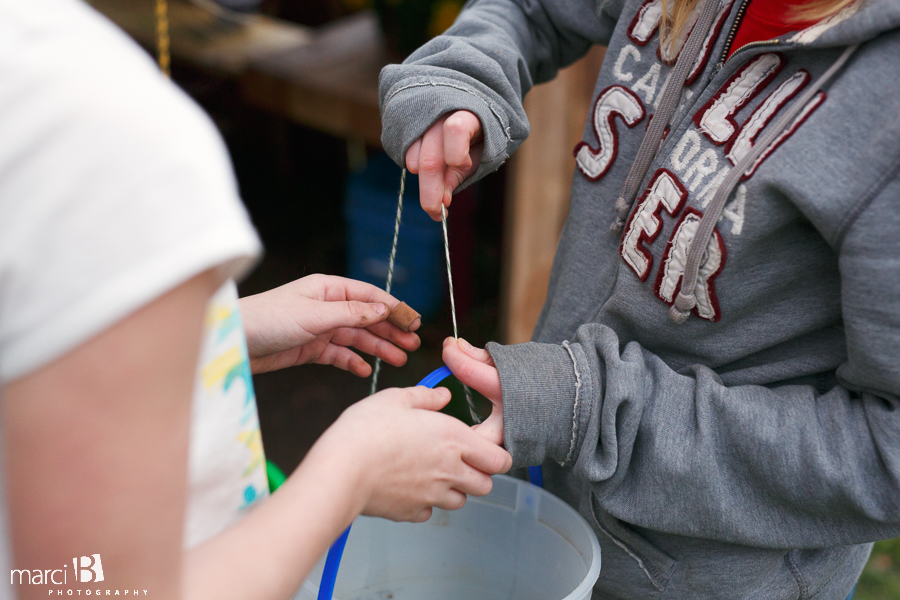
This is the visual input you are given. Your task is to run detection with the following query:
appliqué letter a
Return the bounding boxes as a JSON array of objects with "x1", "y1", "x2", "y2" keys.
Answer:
[{"x1": 74, "y1": 555, "x2": 104, "y2": 583}]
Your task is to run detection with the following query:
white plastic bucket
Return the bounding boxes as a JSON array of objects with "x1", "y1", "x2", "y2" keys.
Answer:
[{"x1": 295, "y1": 474, "x2": 601, "y2": 600}]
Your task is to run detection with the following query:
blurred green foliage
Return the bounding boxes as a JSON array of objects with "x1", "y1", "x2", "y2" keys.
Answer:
[{"x1": 857, "y1": 538, "x2": 900, "y2": 600}]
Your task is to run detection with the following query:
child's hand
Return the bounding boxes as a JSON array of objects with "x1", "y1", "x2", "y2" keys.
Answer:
[
  {"x1": 308, "y1": 385, "x2": 512, "y2": 523},
  {"x1": 240, "y1": 274, "x2": 420, "y2": 375},
  {"x1": 405, "y1": 110, "x2": 483, "y2": 221},
  {"x1": 442, "y1": 337, "x2": 503, "y2": 446}
]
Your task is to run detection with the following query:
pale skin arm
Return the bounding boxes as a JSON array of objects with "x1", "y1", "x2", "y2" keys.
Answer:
[
  {"x1": 183, "y1": 386, "x2": 511, "y2": 600},
  {"x1": 3, "y1": 270, "x2": 219, "y2": 598},
  {"x1": 4, "y1": 272, "x2": 511, "y2": 600},
  {"x1": 405, "y1": 111, "x2": 483, "y2": 221}
]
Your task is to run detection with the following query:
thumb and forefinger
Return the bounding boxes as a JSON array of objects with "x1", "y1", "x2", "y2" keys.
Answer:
[
  {"x1": 405, "y1": 111, "x2": 482, "y2": 221},
  {"x1": 442, "y1": 111, "x2": 483, "y2": 198},
  {"x1": 461, "y1": 428, "x2": 512, "y2": 474},
  {"x1": 405, "y1": 383, "x2": 510, "y2": 473},
  {"x1": 405, "y1": 385, "x2": 453, "y2": 412},
  {"x1": 442, "y1": 337, "x2": 501, "y2": 400}
]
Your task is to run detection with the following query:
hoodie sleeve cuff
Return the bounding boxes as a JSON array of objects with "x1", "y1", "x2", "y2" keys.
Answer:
[
  {"x1": 379, "y1": 73, "x2": 516, "y2": 188},
  {"x1": 486, "y1": 340, "x2": 586, "y2": 468}
]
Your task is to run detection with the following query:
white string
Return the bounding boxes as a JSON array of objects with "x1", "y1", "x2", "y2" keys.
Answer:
[
  {"x1": 369, "y1": 171, "x2": 481, "y2": 425},
  {"x1": 369, "y1": 169, "x2": 405, "y2": 396},
  {"x1": 441, "y1": 205, "x2": 480, "y2": 424}
]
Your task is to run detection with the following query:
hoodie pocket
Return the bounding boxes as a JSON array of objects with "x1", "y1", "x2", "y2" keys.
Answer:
[{"x1": 590, "y1": 493, "x2": 677, "y2": 598}]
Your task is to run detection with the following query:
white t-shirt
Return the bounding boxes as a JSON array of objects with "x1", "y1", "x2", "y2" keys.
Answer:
[
  {"x1": 0, "y1": 0, "x2": 268, "y2": 590},
  {"x1": 185, "y1": 279, "x2": 271, "y2": 548}
]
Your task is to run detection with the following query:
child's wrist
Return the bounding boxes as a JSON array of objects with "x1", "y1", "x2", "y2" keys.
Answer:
[{"x1": 299, "y1": 426, "x2": 373, "y2": 520}]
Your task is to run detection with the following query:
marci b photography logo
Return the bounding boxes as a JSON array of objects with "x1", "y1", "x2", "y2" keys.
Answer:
[
  {"x1": 10, "y1": 555, "x2": 148, "y2": 595},
  {"x1": 9, "y1": 554, "x2": 101, "y2": 586}
]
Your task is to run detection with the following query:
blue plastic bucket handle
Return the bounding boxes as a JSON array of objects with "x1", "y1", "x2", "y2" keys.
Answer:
[
  {"x1": 528, "y1": 465, "x2": 544, "y2": 488},
  {"x1": 316, "y1": 365, "x2": 543, "y2": 599},
  {"x1": 416, "y1": 365, "x2": 452, "y2": 389},
  {"x1": 316, "y1": 366, "x2": 454, "y2": 600},
  {"x1": 316, "y1": 526, "x2": 349, "y2": 600}
]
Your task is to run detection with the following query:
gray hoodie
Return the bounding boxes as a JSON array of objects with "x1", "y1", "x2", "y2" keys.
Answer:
[{"x1": 379, "y1": 0, "x2": 900, "y2": 597}]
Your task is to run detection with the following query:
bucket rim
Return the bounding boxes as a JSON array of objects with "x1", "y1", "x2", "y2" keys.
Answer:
[
  {"x1": 299, "y1": 473, "x2": 601, "y2": 600},
  {"x1": 471, "y1": 474, "x2": 602, "y2": 600}
]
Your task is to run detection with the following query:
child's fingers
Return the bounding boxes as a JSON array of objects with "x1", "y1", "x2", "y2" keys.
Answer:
[
  {"x1": 317, "y1": 345, "x2": 370, "y2": 376},
  {"x1": 460, "y1": 426, "x2": 511, "y2": 473},
  {"x1": 316, "y1": 275, "x2": 404, "y2": 307},
  {"x1": 432, "y1": 488, "x2": 468, "y2": 512},
  {"x1": 405, "y1": 138, "x2": 422, "y2": 173},
  {"x1": 411, "y1": 507, "x2": 433, "y2": 523},
  {"x1": 418, "y1": 117, "x2": 451, "y2": 221},
  {"x1": 445, "y1": 171, "x2": 471, "y2": 204},
  {"x1": 314, "y1": 344, "x2": 371, "y2": 377},
  {"x1": 386, "y1": 301, "x2": 421, "y2": 333},
  {"x1": 443, "y1": 111, "x2": 480, "y2": 169},
  {"x1": 330, "y1": 328, "x2": 409, "y2": 367},
  {"x1": 443, "y1": 111, "x2": 482, "y2": 195},
  {"x1": 365, "y1": 320, "x2": 421, "y2": 352},
  {"x1": 449, "y1": 464, "x2": 494, "y2": 498},
  {"x1": 456, "y1": 337, "x2": 494, "y2": 365},
  {"x1": 469, "y1": 140, "x2": 484, "y2": 172},
  {"x1": 306, "y1": 300, "x2": 390, "y2": 336},
  {"x1": 472, "y1": 411, "x2": 504, "y2": 446},
  {"x1": 442, "y1": 338, "x2": 502, "y2": 400},
  {"x1": 404, "y1": 386, "x2": 452, "y2": 412}
]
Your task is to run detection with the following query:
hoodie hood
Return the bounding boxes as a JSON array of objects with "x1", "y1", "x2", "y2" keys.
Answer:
[{"x1": 791, "y1": 0, "x2": 900, "y2": 48}]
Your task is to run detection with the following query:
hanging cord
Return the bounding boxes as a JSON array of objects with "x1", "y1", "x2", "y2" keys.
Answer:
[
  {"x1": 441, "y1": 206, "x2": 480, "y2": 424},
  {"x1": 368, "y1": 171, "x2": 481, "y2": 424},
  {"x1": 155, "y1": 0, "x2": 171, "y2": 77},
  {"x1": 669, "y1": 43, "x2": 859, "y2": 323},
  {"x1": 369, "y1": 169, "x2": 406, "y2": 396},
  {"x1": 610, "y1": 0, "x2": 720, "y2": 234}
]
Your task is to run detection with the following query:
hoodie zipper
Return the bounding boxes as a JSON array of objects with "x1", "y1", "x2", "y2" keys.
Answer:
[
  {"x1": 714, "y1": 0, "x2": 783, "y2": 72},
  {"x1": 716, "y1": 0, "x2": 753, "y2": 67},
  {"x1": 718, "y1": 39, "x2": 781, "y2": 70}
]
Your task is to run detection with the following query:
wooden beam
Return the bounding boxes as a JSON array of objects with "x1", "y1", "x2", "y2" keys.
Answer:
[
  {"x1": 241, "y1": 12, "x2": 386, "y2": 146},
  {"x1": 87, "y1": 0, "x2": 312, "y2": 75},
  {"x1": 87, "y1": 1, "x2": 384, "y2": 144},
  {"x1": 500, "y1": 47, "x2": 606, "y2": 345}
]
